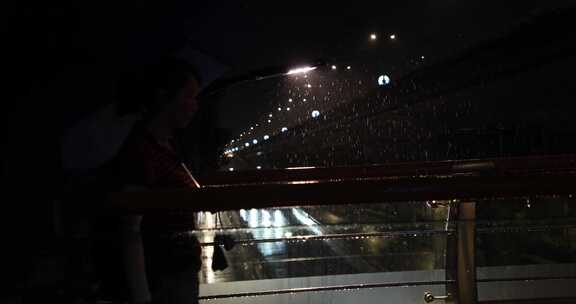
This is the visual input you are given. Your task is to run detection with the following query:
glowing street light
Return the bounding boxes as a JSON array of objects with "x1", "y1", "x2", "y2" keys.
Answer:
[
  {"x1": 370, "y1": 33, "x2": 377, "y2": 40},
  {"x1": 378, "y1": 74, "x2": 391, "y2": 86},
  {"x1": 244, "y1": 143, "x2": 250, "y2": 147},
  {"x1": 269, "y1": 113, "x2": 273, "y2": 118},
  {"x1": 331, "y1": 65, "x2": 337, "y2": 70},
  {"x1": 390, "y1": 34, "x2": 396, "y2": 40},
  {"x1": 346, "y1": 66, "x2": 351, "y2": 70},
  {"x1": 267, "y1": 119, "x2": 271, "y2": 123},
  {"x1": 286, "y1": 66, "x2": 317, "y2": 75},
  {"x1": 311, "y1": 110, "x2": 320, "y2": 118},
  {"x1": 278, "y1": 107, "x2": 282, "y2": 111},
  {"x1": 286, "y1": 107, "x2": 291, "y2": 111},
  {"x1": 288, "y1": 98, "x2": 293, "y2": 102}
]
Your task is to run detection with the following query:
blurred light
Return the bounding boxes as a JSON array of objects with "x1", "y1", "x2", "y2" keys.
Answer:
[
  {"x1": 239, "y1": 209, "x2": 247, "y2": 221},
  {"x1": 281, "y1": 127, "x2": 288, "y2": 132},
  {"x1": 306, "y1": 84, "x2": 312, "y2": 88},
  {"x1": 421, "y1": 55, "x2": 425, "y2": 59},
  {"x1": 288, "y1": 98, "x2": 293, "y2": 102},
  {"x1": 245, "y1": 143, "x2": 250, "y2": 147},
  {"x1": 263, "y1": 135, "x2": 270, "y2": 140},
  {"x1": 311, "y1": 110, "x2": 320, "y2": 118},
  {"x1": 250, "y1": 127, "x2": 254, "y2": 130},
  {"x1": 286, "y1": 66, "x2": 317, "y2": 75},
  {"x1": 331, "y1": 65, "x2": 337, "y2": 70},
  {"x1": 303, "y1": 98, "x2": 307, "y2": 102},
  {"x1": 346, "y1": 66, "x2": 351, "y2": 70},
  {"x1": 284, "y1": 231, "x2": 293, "y2": 237},
  {"x1": 278, "y1": 107, "x2": 282, "y2": 111},
  {"x1": 256, "y1": 166, "x2": 262, "y2": 170},
  {"x1": 390, "y1": 34, "x2": 396, "y2": 40},
  {"x1": 252, "y1": 139, "x2": 258, "y2": 144},
  {"x1": 231, "y1": 139, "x2": 235, "y2": 143},
  {"x1": 370, "y1": 33, "x2": 377, "y2": 40},
  {"x1": 269, "y1": 113, "x2": 273, "y2": 117},
  {"x1": 261, "y1": 210, "x2": 272, "y2": 227},
  {"x1": 256, "y1": 124, "x2": 259, "y2": 127},
  {"x1": 228, "y1": 168, "x2": 234, "y2": 171},
  {"x1": 267, "y1": 119, "x2": 271, "y2": 123},
  {"x1": 378, "y1": 74, "x2": 391, "y2": 86},
  {"x1": 286, "y1": 107, "x2": 291, "y2": 111}
]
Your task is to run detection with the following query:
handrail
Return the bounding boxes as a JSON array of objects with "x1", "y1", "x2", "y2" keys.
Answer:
[{"x1": 106, "y1": 155, "x2": 576, "y2": 213}]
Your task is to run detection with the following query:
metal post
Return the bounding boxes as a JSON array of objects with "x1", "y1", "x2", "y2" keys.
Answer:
[{"x1": 444, "y1": 201, "x2": 477, "y2": 304}]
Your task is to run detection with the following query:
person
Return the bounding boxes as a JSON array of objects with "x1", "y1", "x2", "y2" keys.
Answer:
[{"x1": 95, "y1": 56, "x2": 205, "y2": 304}]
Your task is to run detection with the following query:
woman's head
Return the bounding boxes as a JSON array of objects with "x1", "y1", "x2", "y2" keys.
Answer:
[{"x1": 116, "y1": 57, "x2": 202, "y2": 129}]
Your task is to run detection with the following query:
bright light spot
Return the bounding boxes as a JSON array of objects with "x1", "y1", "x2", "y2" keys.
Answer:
[
  {"x1": 311, "y1": 110, "x2": 320, "y2": 118},
  {"x1": 267, "y1": 119, "x2": 271, "y2": 123},
  {"x1": 286, "y1": 107, "x2": 291, "y2": 111},
  {"x1": 306, "y1": 84, "x2": 312, "y2": 88},
  {"x1": 231, "y1": 139, "x2": 235, "y2": 143},
  {"x1": 286, "y1": 66, "x2": 317, "y2": 75},
  {"x1": 277, "y1": 107, "x2": 281, "y2": 111},
  {"x1": 239, "y1": 134, "x2": 243, "y2": 137},
  {"x1": 250, "y1": 127, "x2": 254, "y2": 130},
  {"x1": 331, "y1": 65, "x2": 337, "y2": 70},
  {"x1": 269, "y1": 113, "x2": 273, "y2": 118},
  {"x1": 256, "y1": 166, "x2": 262, "y2": 170},
  {"x1": 390, "y1": 34, "x2": 396, "y2": 40},
  {"x1": 252, "y1": 139, "x2": 258, "y2": 144},
  {"x1": 245, "y1": 142, "x2": 250, "y2": 147},
  {"x1": 421, "y1": 55, "x2": 425, "y2": 59},
  {"x1": 370, "y1": 33, "x2": 377, "y2": 40},
  {"x1": 281, "y1": 127, "x2": 288, "y2": 132},
  {"x1": 228, "y1": 168, "x2": 234, "y2": 172},
  {"x1": 346, "y1": 66, "x2": 351, "y2": 70},
  {"x1": 284, "y1": 232, "x2": 293, "y2": 238},
  {"x1": 263, "y1": 135, "x2": 270, "y2": 140},
  {"x1": 288, "y1": 98, "x2": 293, "y2": 102},
  {"x1": 303, "y1": 98, "x2": 307, "y2": 102},
  {"x1": 239, "y1": 209, "x2": 247, "y2": 221},
  {"x1": 378, "y1": 74, "x2": 391, "y2": 86}
]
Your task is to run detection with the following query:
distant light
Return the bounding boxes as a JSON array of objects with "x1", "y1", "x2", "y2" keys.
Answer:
[
  {"x1": 311, "y1": 110, "x2": 320, "y2": 118},
  {"x1": 269, "y1": 113, "x2": 273, "y2": 118},
  {"x1": 245, "y1": 143, "x2": 250, "y2": 147},
  {"x1": 228, "y1": 168, "x2": 234, "y2": 172},
  {"x1": 303, "y1": 98, "x2": 307, "y2": 102},
  {"x1": 278, "y1": 107, "x2": 282, "y2": 111},
  {"x1": 256, "y1": 166, "x2": 262, "y2": 170},
  {"x1": 252, "y1": 139, "x2": 258, "y2": 144},
  {"x1": 306, "y1": 84, "x2": 312, "y2": 88},
  {"x1": 250, "y1": 127, "x2": 254, "y2": 130},
  {"x1": 263, "y1": 135, "x2": 270, "y2": 140},
  {"x1": 240, "y1": 134, "x2": 243, "y2": 137},
  {"x1": 288, "y1": 98, "x2": 293, "y2": 102},
  {"x1": 256, "y1": 124, "x2": 259, "y2": 127},
  {"x1": 286, "y1": 66, "x2": 317, "y2": 75},
  {"x1": 370, "y1": 33, "x2": 377, "y2": 40},
  {"x1": 378, "y1": 74, "x2": 391, "y2": 86},
  {"x1": 281, "y1": 127, "x2": 288, "y2": 132},
  {"x1": 231, "y1": 139, "x2": 235, "y2": 143},
  {"x1": 390, "y1": 34, "x2": 396, "y2": 40},
  {"x1": 421, "y1": 55, "x2": 425, "y2": 59},
  {"x1": 346, "y1": 66, "x2": 351, "y2": 70},
  {"x1": 267, "y1": 119, "x2": 271, "y2": 123},
  {"x1": 286, "y1": 107, "x2": 291, "y2": 111}
]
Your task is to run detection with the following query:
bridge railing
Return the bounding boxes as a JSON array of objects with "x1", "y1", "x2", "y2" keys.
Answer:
[{"x1": 104, "y1": 155, "x2": 576, "y2": 304}]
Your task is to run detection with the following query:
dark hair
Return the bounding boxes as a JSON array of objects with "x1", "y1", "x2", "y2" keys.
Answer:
[{"x1": 115, "y1": 57, "x2": 202, "y2": 116}]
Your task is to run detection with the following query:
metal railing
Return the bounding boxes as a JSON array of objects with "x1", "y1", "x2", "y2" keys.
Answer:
[{"x1": 103, "y1": 155, "x2": 576, "y2": 303}]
